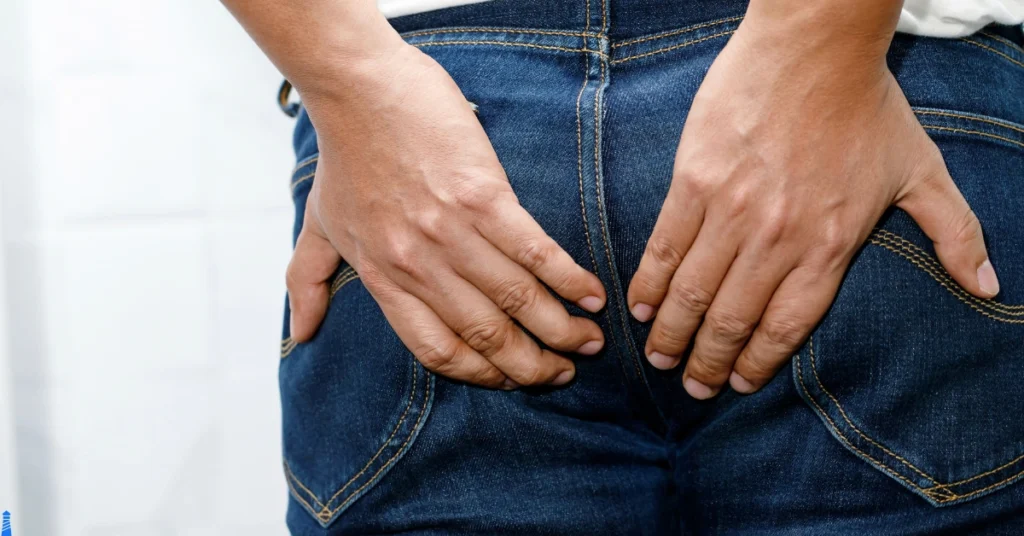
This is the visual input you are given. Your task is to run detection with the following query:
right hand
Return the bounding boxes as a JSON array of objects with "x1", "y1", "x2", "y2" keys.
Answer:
[{"x1": 287, "y1": 43, "x2": 607, "y2": 390}]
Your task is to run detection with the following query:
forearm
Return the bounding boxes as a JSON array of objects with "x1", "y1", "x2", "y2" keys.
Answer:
[
  {"x1": 742, "y1": 0, "x2": 902, "y2": 75},
  {"x1": 220, "y1": 0, "x2": 406, "y2": 96}
]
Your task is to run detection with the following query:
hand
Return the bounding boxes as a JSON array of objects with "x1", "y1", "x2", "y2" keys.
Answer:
[
  {"x1": 286, "y1": 44, "x2": 607, "y2": 390},
  {"x1": 627, "y1": 16, "x2": 1000, "y2": 399}
]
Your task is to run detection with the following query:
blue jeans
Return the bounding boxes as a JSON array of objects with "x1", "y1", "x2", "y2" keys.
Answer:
[{"x1": 279, "y1": 0, "x2": 1024, "y2": 533}]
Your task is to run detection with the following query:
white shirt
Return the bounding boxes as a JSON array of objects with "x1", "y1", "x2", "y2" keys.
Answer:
[{"x1": 379, "y1": 0, "x2": 1024, "y2": 38}]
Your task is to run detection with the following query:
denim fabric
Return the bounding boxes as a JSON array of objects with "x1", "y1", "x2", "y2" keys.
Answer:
[{"x1": 279, "y1": 0, "x2": 1024, "y2": 533}]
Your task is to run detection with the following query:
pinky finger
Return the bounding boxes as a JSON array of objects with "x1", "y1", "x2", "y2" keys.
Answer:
[
  {"x1": 730, "y1": 265, "x2": 844, "y2": 394},
  {"x1": 370, "y1": 282, "x2": 512, "y2": 390}
]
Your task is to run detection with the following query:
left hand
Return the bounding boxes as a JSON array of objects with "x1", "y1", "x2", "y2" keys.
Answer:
[{"x1": 627, "y1": 13, "x2": 1000, "y2": 399}]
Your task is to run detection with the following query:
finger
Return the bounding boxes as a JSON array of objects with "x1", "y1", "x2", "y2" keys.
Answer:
[
  {"x1": 286, "y1": 219, "x2": 342, "y2": 342},
  {"x1": 369, "y1": 282, "x2": 510, "y2": 389},
  {"x1": 683, "y1": 245, "x2": 793, "y2": 399},
  {"x1": 644, "y1": 226, "x2": 736, "y2": 371},
  {"x1": 477, "y1": 195, "x2": 607, "y2": 313},
  {"x1": 731, "y1": 264, "x2": 844, "y2": 393},
  {"x1": 452, "y1": 232, "x2": 605, "y2": 355},
  {"x1": 398, "y1": 262, "x2": 577, "y2": 386},
  {"x1": 898, "y1": 151, "x2": 998, "y2": 298},
  {"x1": 628, "y1": 185, "x2": 705, "y2": 322}
]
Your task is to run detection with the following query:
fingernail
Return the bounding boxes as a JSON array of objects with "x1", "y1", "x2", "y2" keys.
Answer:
[
  {"x1": 632, "y1": 303, "x2": 655, "y2": 322},
  {"x1": 577, "y1": 340, "x2": 603, "y2": 355},
  {"x1": 977, "y1": 259, "x2": 1000, "y2": 296},
  {"x1": 729, "y1": 372, "x2": 756, "y2": 394},
  {"x1": 553, "y1": 369, "x2": 575, "y2": 386},
  {"x1": 683, "y1": 377, "x2": 717, "y2": 400},
  {"x1": 578, "y1": 295, "x2": 604, "y2": 313},
  {"x1": 647, "y1": 351, "x2": 680, "y2": 370},
  {"x1": 502, "y1": 378, "x2": 520, "y2": 390}
]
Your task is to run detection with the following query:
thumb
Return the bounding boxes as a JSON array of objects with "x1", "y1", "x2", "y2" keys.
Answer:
[
  {"x1": 286, "y1": 216, "x2": 342, "y2": 342},
  {"x1": 897, "y1": 158, "x2": 999, "y2": 299}
]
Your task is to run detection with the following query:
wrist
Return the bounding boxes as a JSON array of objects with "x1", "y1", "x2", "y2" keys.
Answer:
[{"x1": 740, "y1": 0, "x2": 898, "y2": 72}]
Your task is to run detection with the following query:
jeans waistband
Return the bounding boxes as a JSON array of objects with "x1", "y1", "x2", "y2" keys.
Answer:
[{"x1": 388, "y1": 0, "x2": 1024, "y2": 44}]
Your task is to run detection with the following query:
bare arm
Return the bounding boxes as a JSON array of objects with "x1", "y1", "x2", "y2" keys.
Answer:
[
  {"x1": 222, "y1": 0, "x2": 608, "y2": 389},
  {"x1": 629, "y1": 0, "x2": 998, "y2": 397}
]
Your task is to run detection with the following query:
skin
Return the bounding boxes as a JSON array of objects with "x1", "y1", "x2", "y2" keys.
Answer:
[
  {"x1": 223, "y1": 0, "x2": 1000, "y2": 397},
  {"x1": 222, "y1": 0, "x2": 607, "y2": 390},
  {"x1": 628, "y1": 0, "x2": 1000, "y2": 399}
]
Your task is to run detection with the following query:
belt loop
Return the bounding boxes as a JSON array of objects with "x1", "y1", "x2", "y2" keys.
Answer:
[{"x1": 278, "y1": 80, "x2": 301, "y2": 118}]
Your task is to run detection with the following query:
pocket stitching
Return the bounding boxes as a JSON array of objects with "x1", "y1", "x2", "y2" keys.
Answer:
[
  {"x1": 868, "y1": 230, "x2": 1024, "y2": 321},
  {"x1": 283, "y1": 363, "x2": 432, "y2": 524},
  {"x1": 280, "y1": 266, "x2": 361, "y2": 359}
]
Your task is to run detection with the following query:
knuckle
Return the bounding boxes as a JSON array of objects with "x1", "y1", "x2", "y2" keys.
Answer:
[
  {"x1": 761, "y1": 316, "x2": 808, "y2": 349},
  {"x1": 384, "y1": 237, "x2": 420, "y2": 278},
  {"x1": 414, "y1": 341, "x2": 459, "y2": 374},
  {"x1": 704, "y1": 311, "x2": 754, "y2": 345},
  {"x1": 687, "y1": 354, "x2": 730, "y2": 381},
  {"x1": 948, "y1": 207, "x2": 982, "y2": 245},
  {"x1": 495, "y1": 279, "x2": 539, "y2": 317},
  {"x1": 668, "y1": 279, "x2": 714, "y2": 315},
  {"x1": 726, "y1": 185, "x2": 754, "y2": 219},
  {"x1": 462, "y1": 318, "x2": 513, "y2": 355},
  {"x1": 738, "y1": 351, "x2": 778, "y2": 381},
  {"x1": 515, "y1": 239, "x2": 553, "y2": 272},
  {"x1": 646, "y1": 235, "x2": 685, "y2": 268},
  {"x1": 514, "y1": 362, "x2": 550, "y2": 386},
  {"x1": 676, "y1": 168, "x2": 712, "y2": 197},
  {"x1": 414, "y1": 209, "x2": 448, "y2": 243},
  {"x1": 816, "y1": 220, "x2": 853, "y2": 263},
  {"x1": 454, "y1": 183, "x2": 509, "y2": 214},
  {"x1": 651, "y1": 322, "x2": 692, "y2": 350},
  {"x1": 759, "y1": 207, "x2": 792, "y2": 246}
]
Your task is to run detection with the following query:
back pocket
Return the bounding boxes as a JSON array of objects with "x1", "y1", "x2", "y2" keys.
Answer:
[
  {"x1": 794, "y1": 109, "x2": 1024, "y2": 507},
  {"x1": 280, "y1": 158, "x2": 435, "y2": 528}
]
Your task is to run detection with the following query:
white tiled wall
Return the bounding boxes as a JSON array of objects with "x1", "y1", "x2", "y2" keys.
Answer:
[{"x1": 1, "y1": 1, "x2": 296, "y2": 534}]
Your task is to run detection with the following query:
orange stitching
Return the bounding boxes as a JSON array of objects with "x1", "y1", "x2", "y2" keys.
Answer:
[
  {"x1": 922, "y1": 125, "x2": 1024, "y2": 150},
  {"x1": 291, "y1": 171, "x2": 316, "y2": 190},
  {"x1": 284, "y1": 462, "x2": 324, "y2": 513},
  {"x1": 591, "y1": 55, "x2": 642, "y2": 380},
  {"x1": 794, "y1": 351, "x2": 953, "y2": 499},
  {"x1": 330, "y1": 374, "x2": 432, "y2": 515},
  {"x1": 402, "y1": 27, "x2": 593, "y2": 39},
  {"x1": 284, "y1": 365, "x2": 422, "y2": 519},
  {"x1": 611, "y1": 31, "x2": 735, "y2": 64},
  {"x1": 871, "y1": 230, "x2": 1024, "y2": 313},
  {"x1": 611, "y1": 16, "x2": 742, "y2": 48},
  {"x1": 280, "y1": 339, "x2": 297, "y2": 359},
  {"x1": 412, "y1": 40, "x2": 607, "y2": 59},
  {"x1": 291, "y1": 155, "x2": 319, "y2": 176},
  {"x1": 915, "y1": 110, "x2": 1024, "y2": 136},
  {"x1": 808, "y1": 338, "x2": 941, "y2": 486},
  {"x1": 319, "y1": 365, "x2": 420, "y2": 511},
  {"x1": 933, "y1": 468, "x2": 1024, "y2": 503},
  {"x1": 924, "y1": 453, "x2": 1024, "y2": 490},
  {"x1": 868, "y1": 241, "x2": 1024, "y2": 324},
  {"x1": 284, "y1": 461, "x2": 326, "y2": 509},
  {"x1": 575, "y1": 52, "x2": 598, "y2": 273},
  {"x1": 281, "y1": 269, "x2": 361, "y2": 359},
  {"x1": 960, "y1": 38, "x2": 1024, "y2": 69},
  {"x1": 978, "y1": 31, "x2": 1024, "y2": 55}
]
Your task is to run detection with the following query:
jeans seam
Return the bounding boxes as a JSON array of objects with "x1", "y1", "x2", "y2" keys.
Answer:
[
  {"x1": 869, "y1": 230, "x2": 1024, "y2": 318},
  {"x1": 960, "y1": 37, "x2": 1024, "y2": 70},
  {"x1": 411, "y1": 40, "x2": 608, "y2": 59},
  {"x1": 610, "y1": 15, "x2": 743, "y2": 48},
  {"x1": 922, "y1": 125, "x2": 1024, "y2": 151},
  {"x1": 283, "y1": 363, "x2": 433, "y2": 525},
  {"x1": 798, "y1": 321, "x2": 1024, "y2": 504},
  {"x1": 611, "y1": 30, "x2": 735, "y2": 64},
  {"x1": 281, "y1": 267, "x2": 360, "y2": 359}
]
